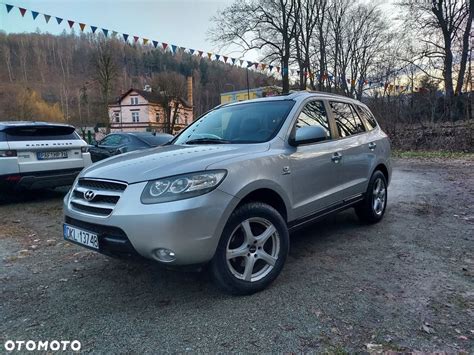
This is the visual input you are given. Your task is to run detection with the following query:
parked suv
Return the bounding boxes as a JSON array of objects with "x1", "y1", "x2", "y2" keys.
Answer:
[
  {"x1": 0, "y1": 122, "x2": 92, "y2": 190},
  {"x1": 63, "y1": 92, "x2": 391, "y2": 295}
]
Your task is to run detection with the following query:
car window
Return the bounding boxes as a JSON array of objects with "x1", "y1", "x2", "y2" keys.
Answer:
[
  {"x1": 329, "y1": 102, "x2": 366, "y2": 138},
  {"x1": 3, "y1": 125, "x2": 80, "y2": 141},
  {"x1": 100, "y1": 135, "x2": 122, "y2": 146},
  {"x1": 354, "y1": 105, "x2": 378, "y2": 130},
  {"x1": 173, "y1": 101, "x2": 295, "y2": 144},
  {"x1": 295, "y1": 100, "x2": 331, "y2": 140}
]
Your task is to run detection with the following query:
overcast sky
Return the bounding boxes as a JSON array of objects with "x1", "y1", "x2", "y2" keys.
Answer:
[{"x1": 0, "y1": 0, "x2": 398, "y2": 63}]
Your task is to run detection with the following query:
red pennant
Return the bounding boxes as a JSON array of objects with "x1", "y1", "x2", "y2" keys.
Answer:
[
  {"x1": 133, "y1": 36, "x2": 139, "y2": 43},
  {"x1": 254, "y1": 63, "x2": 258, "y2": 69},
  {"x1": 223, "y1": 56, "x2": 228, "y2": 63},
  {"x1": 162, "y1": 42, "x2": 168, "y2": 50},
  {"x1": 198, "y1": 50, "x2": 203, "y2": 57},
  {"x1": 19, "y1": 7, "x2": 27, "y2": 17},
  {"x1": 79, "y1": 23, "x2": 86, "y2": 31},
  {"x1": 68, "y1": 20, "x2": 74, "y2": 28}
]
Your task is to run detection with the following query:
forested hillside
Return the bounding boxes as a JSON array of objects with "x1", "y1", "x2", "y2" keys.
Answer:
[{"x1": 0, "y1": 31, "x2": 275, "y2": 125}]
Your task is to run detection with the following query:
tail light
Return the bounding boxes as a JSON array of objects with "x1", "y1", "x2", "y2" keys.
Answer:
[{"x1": 0, "y1": 150, "x2": 17, "y2": 157}]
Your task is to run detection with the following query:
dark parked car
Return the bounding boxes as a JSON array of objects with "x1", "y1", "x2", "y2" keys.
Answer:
[{"x1": 89, "y1": 132, "x2": 173, "y2": 162}]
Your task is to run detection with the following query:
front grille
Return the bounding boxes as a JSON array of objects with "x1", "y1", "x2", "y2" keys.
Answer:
[{"x1": 69, "y1": 178, "x2": 127, "y2": 217}]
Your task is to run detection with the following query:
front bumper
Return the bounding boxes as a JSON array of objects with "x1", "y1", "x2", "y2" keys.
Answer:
[{"x1": 63, "y1": 182, "x2": 239, "y2": 265}]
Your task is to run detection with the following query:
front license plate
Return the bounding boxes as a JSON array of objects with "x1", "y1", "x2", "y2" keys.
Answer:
[
  {"x1": 63, "y1": 224, "x2": 99, "y2": 250},
  {"x1": 37, "y1": 151, "x2": 68, "y2": 160}
]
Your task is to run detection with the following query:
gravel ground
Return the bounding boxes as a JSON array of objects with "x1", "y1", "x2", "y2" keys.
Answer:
[{"x1": 1, "y1": 158, "x2": 473, "y2": 353}]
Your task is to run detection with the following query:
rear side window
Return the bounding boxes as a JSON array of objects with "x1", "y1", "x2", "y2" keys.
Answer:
[
  {"x1": 354, "y1": 105, "x2": 378, "y2": 130},
  {"x1": 4, "y1": 125, "x2": 79, "y2": 141},
  {"x1": 329, "y1": 102, "x2": 366, "y2": 138},
  {"x1": 295, "y1": 100, "x2": 331, "y2": 140}
]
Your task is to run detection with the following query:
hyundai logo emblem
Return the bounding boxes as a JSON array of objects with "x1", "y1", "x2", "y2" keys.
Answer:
[{"x1": 84, "y1": 190, "x2": 96, "y2": 201}]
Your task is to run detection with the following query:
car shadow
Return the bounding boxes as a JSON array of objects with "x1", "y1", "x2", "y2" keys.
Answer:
[{"x1": 0, "y1": 187, "x2": 69, "y2": 205}]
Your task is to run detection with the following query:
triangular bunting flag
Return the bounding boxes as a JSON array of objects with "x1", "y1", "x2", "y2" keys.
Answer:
[
  {"x1": 261, "y1": 64, "x2": 266, "y2": 70},
  {"x1": 180, "y1": 47, "x2": 186, "y2": 52},
  {"x1": 223, "y1": 56, "x2": 228, "y2": 63},
  {"x1": 276, "y1": 67, "x2": 280, "y2": 73},
  {"x1": 5, "y1": 4, "x2": 14, "y2": 13},
  {"x1": 19, "y1": 7, "x2": 27, "y2": 17},
  {"x1": 171, "y1": 45, "x2": 177, "y2": 53},
  {"x1": 102, "y1": 29, "x2": 108, "y2": 37},
  {"x1": 152, "y1": 40, "x2": 158, "y2": 48},
  {"x1": 79, "y1": 23, "x2": 86, "y2": 32},
  {"x1": 112, "y1": 31, "x2": 118, "y2": 37},
  {"x1": 31, "y1": 11, "x2": 39, "y2": 20},
  {"x1": 207, "y1": 53, "x2": 212, "y2": 59},
  {"x1": 143, "y1": 39, "x2": 149, "y2": 45},
  {"x1": 67, "y1": 20, "x2": 74, "y2": 29},
  {"x1": 189, "y1": 49, "x2": 195, "y2": 55},
  {"x1": 269, "y1": 65, "x2": 273, "y2": 72},
  {"x1": 254, "y1": 63, "x2": 258, "y2": 69},
  {"x1": 247, "y1": 61, "x2": 253, "y2": 67},
  {"x1": 133, "y1": 36, "x2": 139, "y2": 43},
  {"x1": 162, "y1": 43, "x2": 168, "y2": 50},
  {"x1": 198, "y1": 50, "x2": 203, "y2": 57},
  {"x1": 56, "y1": 17, "x2": 63, "y2": 25},
  {"x1": 91, "y1": 26, "x2": 97, "y2": 33},
  {"x1": 123, "y1": 33, "x2": 129, "y2": 41},
  {"x1": 215, "y1": 54, "x2": 220, "y2": 61},
  {"x1": 240, "y1": 60, "x2": 244, "y2": 66},
  {"x1": 231, "y1": 58, "x2": 236, "y2": 65},
  {"x1": 44, "y1": 14, "x2": 51, "y2": 23}
]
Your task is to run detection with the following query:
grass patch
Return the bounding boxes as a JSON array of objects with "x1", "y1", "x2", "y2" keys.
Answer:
[{"x1": 392, "y1": 150, "x2": 474, "y2": 159}]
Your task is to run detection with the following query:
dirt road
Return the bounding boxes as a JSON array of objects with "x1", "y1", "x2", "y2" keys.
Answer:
[{"x1": 1, "y1": 158, "x2": 473, "y2": 353}]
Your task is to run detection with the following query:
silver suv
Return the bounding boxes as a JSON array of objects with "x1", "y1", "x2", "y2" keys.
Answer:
[{"x1": 63, "y1": 92, "x2": 391, "y2": 295}]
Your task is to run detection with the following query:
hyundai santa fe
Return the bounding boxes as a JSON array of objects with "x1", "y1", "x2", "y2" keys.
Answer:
[{"x1": 63, "y1": 92, "x2": 391, "y2": 295}]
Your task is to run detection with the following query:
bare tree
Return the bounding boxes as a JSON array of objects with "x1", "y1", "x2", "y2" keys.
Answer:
[{"x1": 210, "y1": 0, "x2": 300, "y2": 93}]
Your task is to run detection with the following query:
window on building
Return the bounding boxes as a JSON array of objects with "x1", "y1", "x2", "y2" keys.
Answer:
[
  {"x1": 113, "y1": 112, "x2": 120, "y2": 123},
  {"x1": 155, "y1": 112, "x2": 160, "y2": 122},
  {"x1": 131, "y1": 97, "x2": 139, "y2": 105},
  {"x1": 329, "y1": 102, "x2": 366, "y2": 138},
  {"x1": 295, "y1": 100, "x2": 331, "y2": 141},
  {"x1": 132, "y1": 111, "x2": 140, "y2": 122}
]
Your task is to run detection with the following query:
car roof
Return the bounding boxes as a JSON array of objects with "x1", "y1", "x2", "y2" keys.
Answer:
[
  {"x1": 109, "y1": 132, "x2": 173, "y2": 146},
  {"x1": 223, "y1": 90, "x2": 365, "y2": 107},
  {"x1": 0, "y1": 121, "x2": 75, "y2": 132}
]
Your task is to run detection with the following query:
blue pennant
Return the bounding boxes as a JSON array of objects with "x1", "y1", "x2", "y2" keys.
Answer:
[
  {"x1": 171, "y1": 44, "x2": 177, "y2": 53},
  {"x1": 215, "y1": 54, "x2": 220, "y2": 61},
  {"x1": 152, "y1": 40, "x2": 158, "y2": 48},
  {"x1": 123, "y1": 33, "x2": 129, "y2": 41},
  {"x1": 91, "y1": 26, "x2": 97, "y2": 33},
  {"x1": 56, "y1": 17, "x2": 63, "y2": 24},
  {"x1": 31, "y1": 11, "x2": 39, "y2": 20},
  {"x1": 5, "y1": 4, "x2": 14, "y2": 13},
  {"x1": 102, "y1": 28, "x2": 108, "y2": 37}
]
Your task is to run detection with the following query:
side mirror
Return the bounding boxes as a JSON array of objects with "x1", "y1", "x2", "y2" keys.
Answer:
[{"x1": 289, "y1": 126, "x2": 328, "y2": 146}]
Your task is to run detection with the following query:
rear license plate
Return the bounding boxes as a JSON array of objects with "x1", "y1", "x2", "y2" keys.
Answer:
[
  {"x1": 37, "y1": 151, "x2": 68, "y2": 160},
  {"x1": 63, "y1": 224, "x2": 99, "y2": 250}
]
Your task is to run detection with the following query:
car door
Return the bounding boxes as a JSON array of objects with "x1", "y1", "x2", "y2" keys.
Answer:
[
  {"x1": 289, "y1": 99, "x2": 344, "y2": 219},
  {"x1": 328, "y1": 101, "x2": 372, "y2": 200}
]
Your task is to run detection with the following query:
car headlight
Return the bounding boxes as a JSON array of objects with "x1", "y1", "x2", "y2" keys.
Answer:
[{"x1": 141, "y1": 170, "x2": 227, "y2": 204}]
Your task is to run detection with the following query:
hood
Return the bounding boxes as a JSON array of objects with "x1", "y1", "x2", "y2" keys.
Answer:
[{"x1": 81, "y1": 143, "x2": 269, "y2": 183}]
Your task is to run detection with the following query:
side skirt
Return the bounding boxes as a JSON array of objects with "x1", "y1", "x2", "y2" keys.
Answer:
[{"x1": 288, "y1": 194, "x2": 364, "y2": 232}]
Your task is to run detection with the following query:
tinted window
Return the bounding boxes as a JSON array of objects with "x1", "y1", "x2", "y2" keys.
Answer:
[
  {"x1": 4, "y1": 125, "x2": 79, "y2": 141},
  {"x1": 295, "y1": 100, "x2": 331, "y2": 140},
  {"x1": 355, "y1": 105, "x2": 377, "y2": 130},
  {"x1": 174, "y1": 101, "x2": 295, "y2": 144},
  {"x1": 100, "y1": 135, "x2": 122, "y2": 146},
  {"x1": 330, "y1": 102, "x2": 366, "y2": 138}
]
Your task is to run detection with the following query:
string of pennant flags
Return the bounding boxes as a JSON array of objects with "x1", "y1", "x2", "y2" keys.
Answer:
[{"x1": 2, "y1": 2, "x2": 424, "y2": 92}]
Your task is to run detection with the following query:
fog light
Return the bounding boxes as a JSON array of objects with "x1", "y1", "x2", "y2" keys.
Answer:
[{"x1": 155, "y1": 248, "x2": 176, "y2": 262}]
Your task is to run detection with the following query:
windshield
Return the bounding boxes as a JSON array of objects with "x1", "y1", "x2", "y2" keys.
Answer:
[{"x1": 174, "y1": 100, "x2": 295, "y2": 145}]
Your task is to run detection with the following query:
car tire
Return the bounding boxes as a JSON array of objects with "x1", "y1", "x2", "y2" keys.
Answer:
[
  {"x1": 210, "y1": 202, "x2": 289, "y2": 295},
  {"x1": 355, "y1": 170, "x2": 388, "y2": 224}
]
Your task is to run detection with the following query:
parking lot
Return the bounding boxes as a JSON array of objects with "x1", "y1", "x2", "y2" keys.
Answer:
[{"x1": 1, "y1": 158, "x2": 473, "y2": 353}]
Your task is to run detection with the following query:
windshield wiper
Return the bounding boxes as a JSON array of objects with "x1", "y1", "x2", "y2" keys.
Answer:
[{"x1": 184, "y1": 138, "x2": 230, "y2": 145}]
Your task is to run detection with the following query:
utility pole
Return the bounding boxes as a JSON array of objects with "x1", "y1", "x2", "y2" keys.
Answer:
[{"x1": 246, "y1": 68, "x2": 250, "y2": 100}]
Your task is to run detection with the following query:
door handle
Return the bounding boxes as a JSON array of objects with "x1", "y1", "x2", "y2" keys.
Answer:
[
  {"x1": 331, "y1": 152, "x2": 342, "y2": 163},
  {"x1": 368, "y1": 142, "x2": 377, "y2": 150}
]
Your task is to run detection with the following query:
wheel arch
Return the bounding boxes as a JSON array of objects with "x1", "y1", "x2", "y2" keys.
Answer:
[{"x1": 373, "y1": 163, "x2": 390, "y2": 184}]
